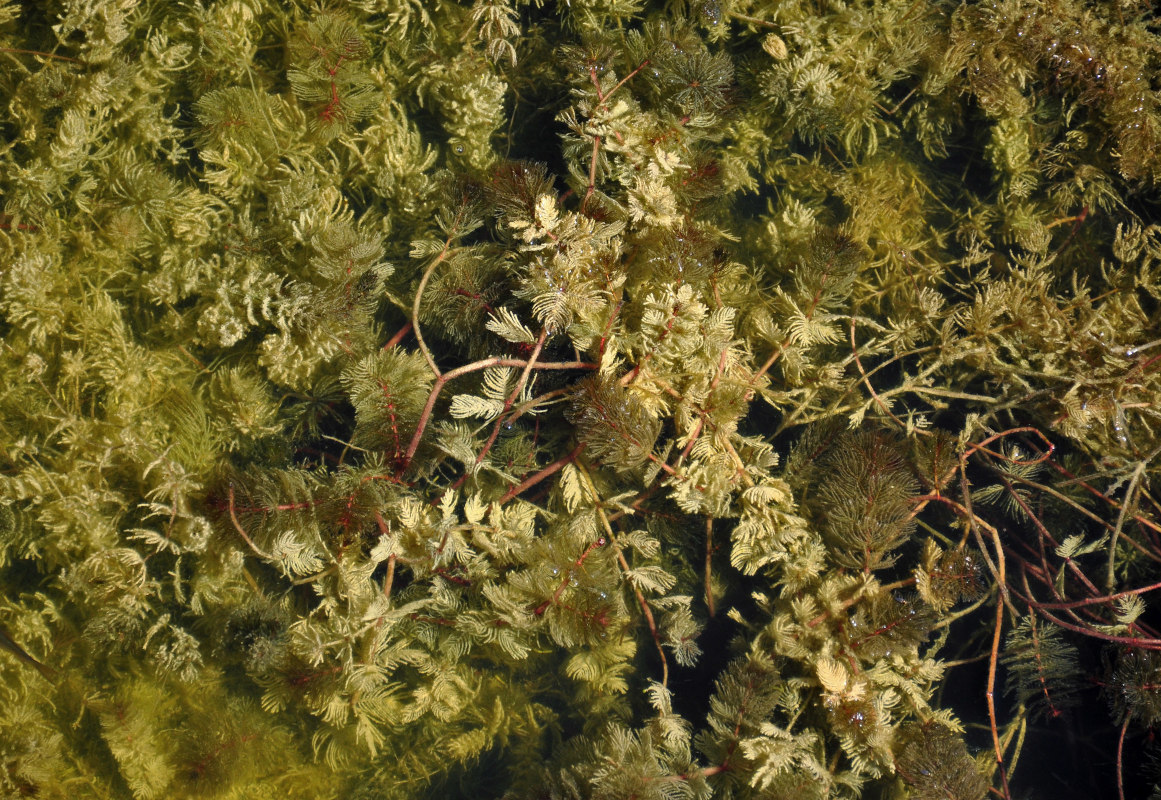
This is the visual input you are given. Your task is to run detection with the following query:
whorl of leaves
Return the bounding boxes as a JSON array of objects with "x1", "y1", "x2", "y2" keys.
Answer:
[
  {"x1": 817, "y1": 430, "x2": 918, "y2": 571},
  {"x1": 895, "y1": 721, "x2": 988, "y2": 800},
  {"x1": 566, "y1": 376, "x2": 661, "y2": 473},
  {"x1": 1002, "y1": 616, "x2": 1082, "y2": 721},
  {"x1": 845, "y1": 592, "x2": 935, "y2": 663},
  {"x1": 655, "y1": 49, "x2": 735, "y2": 114},
  {"x1": 793, "y1": 231, "x2": 864, "y2": 309},
  {"x1": 485, "y1": 161, "x2": 559, "y2": 231},
  {"x1": 1107, "y1": 647, "x2": 1161, "y2": 727},
  {"x1": 924, "y1": 548, "x2": 987, "y2": 612}
]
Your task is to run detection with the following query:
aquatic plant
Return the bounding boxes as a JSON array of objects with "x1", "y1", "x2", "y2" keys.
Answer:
[{"x1": 1, "y1": 1, "x2": 1159, "y2": 798}]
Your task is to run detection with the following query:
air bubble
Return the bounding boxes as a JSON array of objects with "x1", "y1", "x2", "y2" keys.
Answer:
[
  {"x1": 700, "y1": 0, "x2": 721, "y2": 26},
  {"x1": 1113, "y1": 408, "x2": 1128, "y2": 445}
]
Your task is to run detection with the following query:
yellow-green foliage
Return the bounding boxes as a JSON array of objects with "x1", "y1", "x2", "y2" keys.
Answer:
[{"x1": 1, "y1": 1, "x2": 1159, "y2": 799}]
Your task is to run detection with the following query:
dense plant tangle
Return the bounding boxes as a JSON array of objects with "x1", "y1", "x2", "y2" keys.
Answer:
[{"x1": 1, "y1": 1, "x2": 1160, "y2": 799}]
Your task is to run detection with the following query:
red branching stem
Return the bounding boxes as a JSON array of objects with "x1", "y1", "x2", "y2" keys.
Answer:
[
  {"x1": 412, "y1": 197, "x2": 475, "y2": 377},
  {"x1": 647, "y1": 452, "x2": 678, "y2": 476},
  {"x1": 0, "y1": 46, "x2": 83, "y2": 64},
  {"x1": 1025, "y1": 578, "x2": 1161, "y2": 611},
  {"x1": 452, "y1": 287, "x2": 496, "y2": 315},
  {"x1": 1107, "y1": 462, "x2": 1146, "y2": 590},
  {"x1": 823, "y1": 343, "x2": 942, "y2": 417},
  {"x1": 804, "y1": 577, "x2": 916, "y2": 628},
  {"x1": 1044, "y1": 458, "x2": 1161, "y2": 537},
  {"x1": 605, "y1": 484, "x2": 664, "y2": 527},
  {"x1": 381, "y1": 554, "x2": 396, "y2": 602},
  {"x1": 705, "y1": 517, "x2": 716, "y2": 618},
  {"x1": 1019, "y1": 574, "x2": 1161, "y2": 648},
  {"x1": 921, "y1": 489, "x2": 1017, "y2": 614},
  {"x1": 604, "y1": 59, "x2": 650, "y2": 102},
  {"x1": 1015, "y1": 552, "x2": 1155, "y2": 641},
  {"x1": 1130, "y1": 351, "x2": 1161, "y2": 381},
  {"x1": 534, "y1": 535, "x2": 608, "y2": 616},
  {"x1": 963, "y1": 426, "x2": 1055, "y2": 465},
  {"x1": 615, "y1": 537, "x2": 670, "y2": 688},
  {"x1": 435, "y1": 567, "x2": 471, "y2": 585},
  {"x1": 0, "y1": 213, "x2": 41, "y2": 232},
  {"x1": 319, "y1": 81, "x2": 342, "y2": 124},
  {"x1": 1117, "y1": 715, "x2": 1129, "y2": 800},
  {"x1": 374, "y1": 513, "x2": 397, "y2": 603},
  {"x1": 850, "y1": 611, "x2": 915, "y2": 650},
  {"x1": 575, "y1": 535, "x2": 607, "y2": 566},
  {"x1": 579, "y1": 460, "x2": 669, "y2": 687},
  {"x1": 957, "y1": 463, "x2": 1013, "y2": 800},
  {"x1": 580, "y1": 59, "x2": 648, "y2": 213},
  {"x1": 382, "y1": 321, "x2": 413, "y2": 350},
  {"x1": 1002, "y1": 479, "x2": 1105, "y2": 601},
  {"x1": 399, "y1": 355, "x2": 596, "y2": 474},
  {"x1": 851, "y1": 317, "x2": 910, "y2": 431},
  {"x1": 227, "y1": 485, "x2": 270, "y2": 560},
  {"x1": 675, "y1": 350, "x2": 730, "y2": 470},
  {"x1": 468, "y1": 328, "x2": 549, "y2": 478},
  {"x1": 1049, "y1": 204, "x2": 1089, "y2": 257},
  {"x1": 508, "y1": 385, "x2": 572, "y2": 422},
  {"x1": 499, "y1": 443, "x2": 586, "y2": 504},
  {"x1": 999, "y1": 471, "x2": 1161, "y2": 565},
  {"x1": 1026, "y1": 612, "x2": 1062, "y2": 718},
  {"x1": 377, "y1": 381, "x2": 403, "y2": 465},
  {"x1": 408, "y1": 614, "x2": 458, "y2": 627},
  {"x1": 677, "y1": 418, "x2": 705, "y2": 465},
  {"x1": 749, "y1": 342, "x2": 784, "y2": 386},
  {"x1": 1008, "y1": 487, "x2": 1161, "y2": 639},
  {"x1": 717, "y1": 672, "x2": 757, "y2": 773},
  {"x1": 1000, "y1": 478, "x2": 1161, "y2": 641},
  {"x1": 987, "y1": 583, "x2": 1013, "y2": 800},
  {"x1": 597, "y1": 301, "x2": 623, "y2": 360},
  {"x1": 582, "y1": 134, "x2": 602, "y2": 213},
  {"x1": 412, "y1": 236, "x2": 455, "y2": 377}
]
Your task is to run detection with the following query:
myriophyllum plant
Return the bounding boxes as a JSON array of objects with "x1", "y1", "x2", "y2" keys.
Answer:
[{"x1": 1, "y1": 1, "x2": 1159, "y2": 798}]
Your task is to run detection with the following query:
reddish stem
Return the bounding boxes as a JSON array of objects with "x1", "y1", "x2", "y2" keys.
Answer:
[
  {"x1": 382, "y1": 321, "x2": 413, "y2": 350},
  {"x1": 1117, "y1": 716, "x2": 1129, "y2": 800},
  {"x1": 499, "y1": 443, "x2": 586, "y2": 504},
  {"x1": 398, "y1": 355, "x2": 596, "y2": 474}
]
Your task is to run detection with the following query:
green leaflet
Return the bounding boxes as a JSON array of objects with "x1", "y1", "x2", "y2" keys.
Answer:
[{"x1": 0, "y1": 1, "x2": 1159, "y2": 798}]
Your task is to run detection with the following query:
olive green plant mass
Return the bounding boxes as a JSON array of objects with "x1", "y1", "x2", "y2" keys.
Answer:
[{"x1": 1, "y1": 0, "x2": 1160, "y2": 798}]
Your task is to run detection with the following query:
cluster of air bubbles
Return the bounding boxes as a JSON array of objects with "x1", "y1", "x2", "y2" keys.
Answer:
[{"x1": 698, "y1": 0, "x2": 721, "y2": 27}]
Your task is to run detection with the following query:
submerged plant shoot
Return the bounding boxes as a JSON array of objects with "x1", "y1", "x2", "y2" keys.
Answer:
[{"x1": 1, "y1": 0, "x2": 1160, "y2": 798}]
